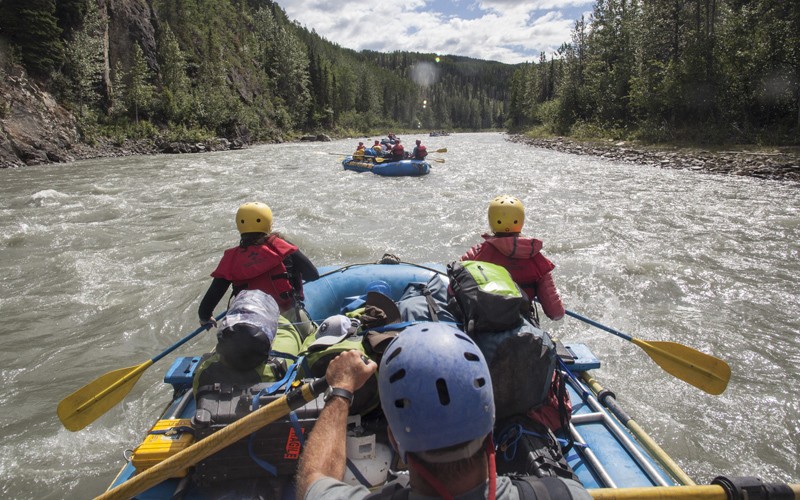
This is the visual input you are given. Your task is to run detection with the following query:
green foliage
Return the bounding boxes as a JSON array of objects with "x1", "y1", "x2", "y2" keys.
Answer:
[
  {"x1": 510, "y1": 0, "x2": 800, "y2": 145},
  {"x1": 1, "y1": 0, "x2": 64, "y2": 77},
  {"x1": 126, "y1": 43, "x2": 156, "y2": 124},
  {"x1": 5, "y1": 0, "x2": 516, "y2": 144},
  {"x1": 61, "y1": 0, "x2": 104, "y2": 118}
]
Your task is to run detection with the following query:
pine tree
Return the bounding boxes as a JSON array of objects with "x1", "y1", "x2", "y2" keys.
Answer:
[
  {"x1": 1, "y1": 0, "x2": 64, "y2": 77},
  {"x1": 62, "y1": 0, "x2": 104, "y2": 118},
  {"x1": 127, "y1": 43, "x2": 155, "y2": 124}
]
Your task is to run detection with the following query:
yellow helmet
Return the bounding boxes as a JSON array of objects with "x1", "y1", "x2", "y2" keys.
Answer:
[
  {"x1": 235, "y1": 202, "x2": 273, "y2": 234},
  {"x1": 488, "y1": 195, "x2": 524, "y2": 233}
]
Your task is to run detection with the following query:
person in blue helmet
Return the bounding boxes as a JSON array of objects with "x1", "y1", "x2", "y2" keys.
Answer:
[{"x1": 296, "y1": 323, "x2": 591, "y2": 499}]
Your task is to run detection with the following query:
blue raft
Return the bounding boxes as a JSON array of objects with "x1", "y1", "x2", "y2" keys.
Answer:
[
  {"x1": 342, "y1": 156, "x2": 430, "y2": 176},
  {"x1": 105, "y1": 260, "x2": 697, "y2": 499}
]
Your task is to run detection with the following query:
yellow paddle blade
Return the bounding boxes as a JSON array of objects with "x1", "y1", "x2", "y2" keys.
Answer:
[
  {"x1": 632, "y1": 339, "x2": 731, "y2": 395},
  {"x1": 374, "y1": 157, "x2": 385, "y2": 163},
  {"x1": 434, "y1": 147, "x2": 448, "y2": 153},
  {"x1": 57, "y1": 361, "x2": 152, "y2": 431},
  {"x1": 430, "y1": 157, "x2": 445, "y2": 163}
]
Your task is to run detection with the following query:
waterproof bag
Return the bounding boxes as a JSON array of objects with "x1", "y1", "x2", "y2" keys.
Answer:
[{"x1": 446, "y1": 260, "x2": 530, "y2": 335}]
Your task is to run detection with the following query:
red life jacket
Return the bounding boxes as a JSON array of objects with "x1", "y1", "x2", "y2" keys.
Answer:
[
  {"x1": 391, "y1": 143, "x2": 405, "y2": 158},
  {"x1": 467, "y1": 237, "x2": 555, "y2": 301},
  {"x1": 415, "y1": 145, "x2": 427, "y2": 159},
  {"x1": 211, "y1": 235, "x2": 298, "y2": 311}
]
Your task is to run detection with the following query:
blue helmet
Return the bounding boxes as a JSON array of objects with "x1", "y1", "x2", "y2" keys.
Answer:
[{"x1": 378, "y1": 323, "x2": 494, "y2": 460}]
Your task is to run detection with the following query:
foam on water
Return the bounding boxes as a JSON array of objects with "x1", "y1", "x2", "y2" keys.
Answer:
[{"x1": 1, "y1": 133, "x2": 798, "y2": 497}]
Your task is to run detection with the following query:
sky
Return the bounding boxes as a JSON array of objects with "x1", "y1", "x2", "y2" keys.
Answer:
[{"x1": 279, "y1": 0, "x2": 595, "y2": 65}]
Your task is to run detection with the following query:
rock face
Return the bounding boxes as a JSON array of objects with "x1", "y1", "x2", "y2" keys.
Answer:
[
  {"x1": 509, "y1": 135, "x2": 800, "y2": 184},
  {"x1": 0, "y1": 67, "x2": 83, "y2": 168}
]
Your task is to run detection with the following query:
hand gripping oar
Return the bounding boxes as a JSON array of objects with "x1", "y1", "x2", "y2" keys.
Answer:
[
  {"x1": 57, "y1": 311, "x2": 227, "y2": 432},
  {"x1": 95, "y1": 377, "x2": 329, "y2": 500},
  {"x1": 565, "y1": 309, "x2": 731, "y2": 395}
]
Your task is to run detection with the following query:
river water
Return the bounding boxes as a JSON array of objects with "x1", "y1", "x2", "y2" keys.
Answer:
[{"x1": 0, "y1": 133, "x2": 798, "y2": 498}]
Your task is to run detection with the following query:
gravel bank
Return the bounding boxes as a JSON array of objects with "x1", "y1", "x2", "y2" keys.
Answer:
[{"x1": 509, "y1": 135, "x2": 800, "y2": 184}]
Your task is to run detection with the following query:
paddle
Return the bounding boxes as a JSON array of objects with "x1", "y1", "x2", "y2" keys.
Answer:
[
  {"x1": 330, "y1": 148, "x2": 446, "y2": 157},
  {"x1": 564, "y1": 309, "x2": 731, "y2": 395},
  {"x1": 57, "y1": 311, "x2": 227, "y2": 432},
  {"x1": 95, "y1": 377, "x2": 329, "y2": 500},
  {"x1": 588, "y1": 483, "x2": 800, "y2": 499}
]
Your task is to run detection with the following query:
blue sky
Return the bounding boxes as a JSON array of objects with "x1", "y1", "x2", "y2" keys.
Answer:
[{"x1": 278, "y1": 0, "x2": 595, "y2": 65}]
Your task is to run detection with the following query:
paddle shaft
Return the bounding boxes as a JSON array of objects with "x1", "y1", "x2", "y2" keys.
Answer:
[
  {"x1": 96, "y1": 377, "x2": 329, "y2": 500},
  {"x1": 58, "y1": 311, "x2": 228, "y2": 431},
  {"x1": 579, "y1": 370, "x2": 696, "y2": 486},
  {"x1": 589, "y1": 483, "x2": 800, "y2": 499},
  {"x1": 564, "y1": 309, "x2": 633, "y2": 341},
  {"x1": 562, "y1": 307, "x2": 730, "y2": 394},
  {"x1": 78, "y1": 311, "x2": 226, "y2": 413}
]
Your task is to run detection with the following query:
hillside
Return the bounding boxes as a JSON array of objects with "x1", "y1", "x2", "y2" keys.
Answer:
[{"x1": 0, "y1": 0, "x2": 516, "y2": 168}]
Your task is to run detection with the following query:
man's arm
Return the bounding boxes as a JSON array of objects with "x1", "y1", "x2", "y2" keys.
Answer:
[{"x1": 295, "y1": 350, "x2": 377, "y2": 498}]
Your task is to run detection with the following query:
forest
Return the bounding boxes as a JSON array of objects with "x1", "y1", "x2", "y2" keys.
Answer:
[
  {"x1": 0, "y1": 0, "x2": 513, "y2": 145},
  {"x1": 508, "y1": 0, "x2": 800, "y2": 144},
  {"x1": 0, "y1": 0, "x2": 797, "y2": 146}
]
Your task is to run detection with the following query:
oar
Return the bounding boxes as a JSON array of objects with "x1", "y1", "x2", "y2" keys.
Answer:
[
  {"x1": 57, "y1": 311, "x2": 227, "y2": 432},
  {"x1": 565, "y1": 309, "x2": 731, "y2": 395},
  {"x1": 332, "y1": 148, "x2": 446, "y2": 161},
  {"x1": 588, "y1": 483, "x2": 800, "y2": 499},
  {"x1": 95, "y1": 377, "x2": 329, "y2": 500}
]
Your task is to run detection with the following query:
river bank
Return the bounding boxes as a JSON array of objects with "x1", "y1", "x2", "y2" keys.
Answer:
[{"x1": 509, "y1": 135, "x2": 800, "y2": 184}]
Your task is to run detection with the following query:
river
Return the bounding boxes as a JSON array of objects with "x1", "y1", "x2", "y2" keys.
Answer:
[{"x1": 1, "y1": 132, "x2": 798, "y2": 498}]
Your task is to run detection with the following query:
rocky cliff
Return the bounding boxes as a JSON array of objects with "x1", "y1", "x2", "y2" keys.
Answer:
[{"x1": 0, "y1": 59, "x2": 84, "y2": 168}]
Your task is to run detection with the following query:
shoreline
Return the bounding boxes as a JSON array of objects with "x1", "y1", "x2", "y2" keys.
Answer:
[{"x1": 508, "y1": 135, "x2": 800, "y2": 184}]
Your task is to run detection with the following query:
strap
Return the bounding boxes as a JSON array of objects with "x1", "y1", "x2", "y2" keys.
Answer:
[
  {"x1": 247, "y1": 432, "x2": 278, "y2": 476},
  {"x1": 345, "y1": 457, "x2": 373, "y2": 487},
  {"x1": 498, "y1": 422, "x2": 586, "y2": 459},
  {"x1": 514, "y1": 476, "x2": 573, "y2": 499},
  {"x1": 149, "y1": 425, "x2": 195, "y2": 437},
  {"x1": 421, "y1": 286, "x2": 440, "y2": 322}
]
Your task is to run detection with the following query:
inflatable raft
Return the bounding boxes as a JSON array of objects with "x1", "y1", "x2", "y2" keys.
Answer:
[
  {"x1": 79, "y1": 260, "x2": 797, "y2": 499},
  {"x1": 342, "y1": 157, "x2": 430, "y2": 176}
]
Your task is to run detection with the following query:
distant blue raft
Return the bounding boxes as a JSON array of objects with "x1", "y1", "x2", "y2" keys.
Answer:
[{"x1": 342, "y1": 156, "x2": 430, "y2": 177}]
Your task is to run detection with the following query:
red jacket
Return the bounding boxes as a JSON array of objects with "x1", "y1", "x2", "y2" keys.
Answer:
[
  {"x1": 461, "y1": 234, "x2": 564, "y2": 320},
  {"x1": 391, "y1": 143, "x2": 405, "y2": 159},
  {"x1": 211, "y1": 235, "x2": 298, "y2": 311}
]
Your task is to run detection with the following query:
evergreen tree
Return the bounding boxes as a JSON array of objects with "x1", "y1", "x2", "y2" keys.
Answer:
[
  {"x1": 156, "y1": 25, "x2": 192, "y2": 124},
  {"x1": 1, "y1": 0, "x2": 64, "y2": 77},
  {"x1": 62, "y1": 0, "x2": 104, "y2": 118},
  {"x1": 127, "y1": 43, "x2": 155, "y2": 124}
]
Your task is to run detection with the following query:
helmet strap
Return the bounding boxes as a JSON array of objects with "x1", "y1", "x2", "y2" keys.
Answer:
[
  {"x1": 406, "y1": 454, "x2": 454, "y2": 500},
  {"x1": 486, "y1": 434, "x2": 497, "y2": 500},
  {"x1": 406, "y1": 434, "x2": 496, "y2": 500}
]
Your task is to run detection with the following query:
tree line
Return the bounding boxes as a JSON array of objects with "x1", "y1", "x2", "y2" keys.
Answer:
[
  {"x1": 2, "y1": 0, "x2": 796, "y2": 145},
  {"x1": 508, "y1": 0, "x2": 800, "y2": 144},
  {"x1": 0, "y1": 0, "x2": 513, "y2": 144}
]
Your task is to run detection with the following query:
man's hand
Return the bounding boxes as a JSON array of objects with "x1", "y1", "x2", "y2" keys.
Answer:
[
  {"x1": 297, "y1": 350, "x2": 378, "y2": 497},
  {"x1": 199, "y1": 317, "x2": 217, "y2": 328},
  {"x1": 326, "y1": 350, "x2": 377, "y2": 393}
]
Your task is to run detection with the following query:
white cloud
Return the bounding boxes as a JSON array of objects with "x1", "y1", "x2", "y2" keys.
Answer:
[{"x1": 279, "y1": 0, "x2": 591, "y2": 64}]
